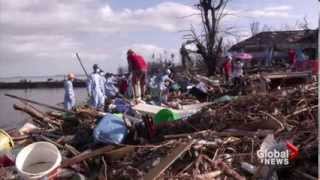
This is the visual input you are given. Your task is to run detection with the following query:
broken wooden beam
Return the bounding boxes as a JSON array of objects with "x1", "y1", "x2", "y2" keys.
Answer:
[
  {"x1": 13, "y1": 104, "x2": 61, "y2": 127},
  {"x1": 6, "y1": 93, "x2": 71, "y2": 113},
  {"x1": 61, "y1": 146, "x2": 135, "y2": 168},
  {"x1": 143, "y1": 140, "x2": 195, "y2": 180}
]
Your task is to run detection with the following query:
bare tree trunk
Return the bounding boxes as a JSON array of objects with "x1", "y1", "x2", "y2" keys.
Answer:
[{"x1": 183, "y1": 0, "x2": 228, "y2": 76}]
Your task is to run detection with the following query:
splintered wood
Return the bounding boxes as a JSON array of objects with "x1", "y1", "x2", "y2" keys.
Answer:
[{"x1": 8, "y1": 80, "x2": 318, "y2": 179}]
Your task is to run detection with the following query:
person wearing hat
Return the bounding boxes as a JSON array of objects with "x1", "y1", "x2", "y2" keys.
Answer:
[
  {"x1": 87, "y1": 64, "x2": 105, "y2": 109},
  {"x1": 64, "y1": 73, "x2": 76, "y2": 110},
  {"x1": 127, "y1": 49, "x2": 148, "y2": 99}
]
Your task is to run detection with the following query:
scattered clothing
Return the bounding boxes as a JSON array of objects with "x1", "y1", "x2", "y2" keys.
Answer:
[{"x1": 64, "y1": 80, "x2": 75, "y2": 110}]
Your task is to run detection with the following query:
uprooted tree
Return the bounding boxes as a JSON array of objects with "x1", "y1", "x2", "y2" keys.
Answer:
[{"x1": 181, "y1": 0, "x2": 230, "y2": 76}]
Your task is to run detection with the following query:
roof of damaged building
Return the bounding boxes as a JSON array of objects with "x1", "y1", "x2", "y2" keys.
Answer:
[{"x1": 230, "y1": 29, "x2": 318, "y2": 52}]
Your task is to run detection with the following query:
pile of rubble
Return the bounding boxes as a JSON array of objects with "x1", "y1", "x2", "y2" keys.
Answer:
[{"x1": 1, "y1": 80, "x2": 318, "y2": 179}]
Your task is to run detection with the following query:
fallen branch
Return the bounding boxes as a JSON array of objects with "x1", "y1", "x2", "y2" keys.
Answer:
[{"x1": 285, "y1": 105, "x2": 318, "y2": 119}]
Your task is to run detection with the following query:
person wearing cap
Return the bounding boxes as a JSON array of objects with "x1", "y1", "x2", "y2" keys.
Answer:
[
  {"x1": 87, "y1": 64, "x2": 105, "y2": 109},
  {"x1": 127, "y1": 49, "x2": 148, "y2": 99},
  {"x1": 222, "y1": 55, "x2": 233, "y2": 84},
  {"x1": 64, "y1": 73, "x2": 76, "y2": 110}
]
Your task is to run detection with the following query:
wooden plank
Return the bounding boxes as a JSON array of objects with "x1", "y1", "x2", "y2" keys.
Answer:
[
  {"x1": 132, "y1": 103, "x2": 211, "y2": 118},
  {"x1": 61, "y1": 146, "x2": 135, "y2": 168},
  {"x1": 132, "y1": 103, "x2": 172, "y2": 116},
  {"x1": 263, "y1": 71, "x2": 311, "y2": 80},
  {"x1": 61, "y1": 146, "x2": 114, "y2": 168},
  {"x1": 143, "y1": 140, "x2": 195, "y2": 180}
]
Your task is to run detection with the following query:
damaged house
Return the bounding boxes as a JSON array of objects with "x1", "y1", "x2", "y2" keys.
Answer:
[{"x1": 229, "y1": 29, "x2": 318, "y2": 64}]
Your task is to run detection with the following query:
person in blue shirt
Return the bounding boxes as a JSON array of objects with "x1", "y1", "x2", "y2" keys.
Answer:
[
  {"x1": 64, "y1": 73, "x2": 76, "y2": 110},
  {"x1": 87, "y1": 64, "x2": 105, "y2": 109}
]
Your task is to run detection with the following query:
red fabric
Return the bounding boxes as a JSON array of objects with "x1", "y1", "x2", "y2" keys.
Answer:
[
  {"x1": 128, "y1": 53, "x2": 148, "y2": 71},
  {"x1": 118, "y1": 79, "x2": 128, "y2": 95},
  {"x1": 223, "y1": 60, "x2": 232, "y2": 75},
  {"x1": 309, "y1": 60, "x2": 319, "y2": 75},
  {"x1": 288, "y1": 49, "x2": 296, "y2": 65}
]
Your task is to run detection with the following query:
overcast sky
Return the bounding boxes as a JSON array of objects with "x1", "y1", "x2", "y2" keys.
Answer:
[{"x1": 0, "y1": 0, "x2": 318, "y2": 77}]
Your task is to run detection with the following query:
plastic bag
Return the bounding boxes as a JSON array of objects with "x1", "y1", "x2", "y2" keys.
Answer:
[{"x1": 93, "y1": 113, "x2": 128, "y2": 144}]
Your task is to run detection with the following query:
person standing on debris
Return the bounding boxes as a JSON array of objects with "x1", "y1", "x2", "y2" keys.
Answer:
[
  {"x1": 159, "y1": 69, "x2": 175, "y2": 105},
  {"x1": 64, "y1": 73, "x2": 76, "y2": 110},
  {"x1": 127, "y1": 49, "x2": 148, "y2": 99},
  {"x1": 222, "y1": 55, "x2": 233, "y2": 84},
  {"x1": 288, "y1": 49, "x2": 296, "y2": 68},
  {"x1": 265, "y1": 47, "x2": 273, "y2": 67},
  {"x1": 295, "y1": 48, "x2": 307, "y2": 71},
  {"x1": 87, "y1": 64, "x2": 105, "y2": 109},
  {"x1": 232, "y1": 59, "x2": 244, "y2": 93}
]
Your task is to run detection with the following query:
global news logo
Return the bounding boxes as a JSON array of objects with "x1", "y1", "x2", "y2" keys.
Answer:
[{"x1": 257, "y1": 134, "x2": 299, "y2": 166}]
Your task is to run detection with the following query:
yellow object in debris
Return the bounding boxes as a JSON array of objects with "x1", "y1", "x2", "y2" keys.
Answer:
[{"x1": 0, "y1": 129, "x2": 14, "y2": 154}]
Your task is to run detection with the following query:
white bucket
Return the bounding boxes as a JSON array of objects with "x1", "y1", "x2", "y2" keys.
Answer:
[{"x1": 15, "y1": 142, "x2": 62, "y2": 179}]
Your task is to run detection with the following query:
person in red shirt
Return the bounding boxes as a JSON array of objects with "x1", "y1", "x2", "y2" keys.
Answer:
[
  {"x1": 288, "y1": 49, "x2": 296, "y2": 67},
  {"x1": 127, "y1": 49, "x2": 148, "y2": 99},
  {"x1": 222, "y1": 55, "x2": 232, "y2": 84}
]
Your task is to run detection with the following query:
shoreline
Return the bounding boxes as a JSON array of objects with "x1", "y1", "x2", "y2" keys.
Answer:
[{"x1": 0, "y1": 80, "x2": 87, "y2": 89}]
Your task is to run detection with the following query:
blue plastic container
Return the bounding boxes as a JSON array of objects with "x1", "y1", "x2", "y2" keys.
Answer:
[{"x1": 93, "y1": 113, "x2": 128, "y2": 144}]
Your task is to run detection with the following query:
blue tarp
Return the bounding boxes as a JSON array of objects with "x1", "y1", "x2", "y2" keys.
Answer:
[{"x1": 93, "y1": 113, "x2": 128, "y2": 144}]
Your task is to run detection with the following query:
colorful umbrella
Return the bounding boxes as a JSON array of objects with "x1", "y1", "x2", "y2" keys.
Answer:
[{"x1": 233, "y1": 52, "x2": 253, "y2": 60}]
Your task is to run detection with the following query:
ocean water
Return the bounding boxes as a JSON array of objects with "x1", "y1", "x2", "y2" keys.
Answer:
[
  {"x1": 0, "y1": 75, "x2": 87, "y2": 83},
  {"x1": 0, "y1": 88, "x2": 87, "y2": 130}
]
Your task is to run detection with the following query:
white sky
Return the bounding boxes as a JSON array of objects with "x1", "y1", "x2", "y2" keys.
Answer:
[{"x1": 0, "y1": 0, "x2": 318, "y2": 77}]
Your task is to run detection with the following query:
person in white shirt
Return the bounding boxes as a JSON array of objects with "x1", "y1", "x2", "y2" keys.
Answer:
[
  {"x1": 64, "y1": 73, "x2": 76, "y2": 110},
  {"x1": 232, "y1": 59, "x2": 244, "y2": 94},
  {"x1": 87, "y1": 64, "x2": 105, "y2": 109}
]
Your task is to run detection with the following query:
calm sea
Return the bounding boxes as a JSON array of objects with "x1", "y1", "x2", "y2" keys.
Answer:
[{"x1": 0, "y1": 88, "x2": 87, "y2": 130}]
